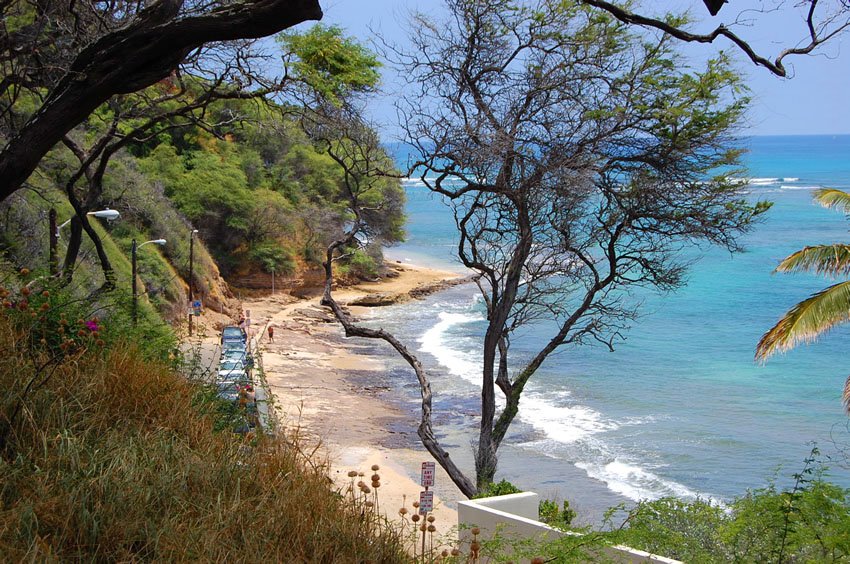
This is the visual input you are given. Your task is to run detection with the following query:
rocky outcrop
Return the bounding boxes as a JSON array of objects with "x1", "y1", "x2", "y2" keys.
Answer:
[{"x1": 348, "y1": 274, "x2": 479, "y2": 307}]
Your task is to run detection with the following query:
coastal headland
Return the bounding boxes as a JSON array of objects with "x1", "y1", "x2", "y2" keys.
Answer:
[{"x1": 241, "y1": 262, "x2": 473, "y2": 536}]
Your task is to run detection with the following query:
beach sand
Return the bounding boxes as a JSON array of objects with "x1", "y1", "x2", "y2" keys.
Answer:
[{"x1": 241, "y1": 262, "x2": 471, "y2": 540}]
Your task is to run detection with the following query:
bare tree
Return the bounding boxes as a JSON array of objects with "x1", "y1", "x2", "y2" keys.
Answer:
[
  {"x1": 0, "y1": 0, "x2": 323, "y2": 203},
  {"x1": 356, "y1": 0, "x2": 770, "y2": 496},
  {"x1": 304, "y1": 109, "x2": 483, "y2": 493},
  {"x1": 579, "y1": 0, "x2": 850, "y2": 77}
]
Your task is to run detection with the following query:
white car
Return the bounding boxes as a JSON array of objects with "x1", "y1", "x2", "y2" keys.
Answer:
[{"x1": 218, "y1": 359, "x2": 245, "y2": 378}]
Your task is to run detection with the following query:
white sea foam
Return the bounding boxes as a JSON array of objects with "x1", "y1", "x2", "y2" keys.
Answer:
[
  {"x1": 780, "y1": 185, "x2": 821, "y2": 190},
  {"x1": 401, "y1": 176, "x2": 443, "y2": 184},
  {"x1": 418, "y1": 311, "x2": 484, "y2": 385},
  {"x1": 746, "y1": 177, "x2": 780, "y2": 186},
  {"x1": 518, "y1": 392, "x2": 618, "y2": 444},
  {"x1": 576, "y1": 459, "x2": 700, "y2": 502},
  {"x1": 783, "y1": 177, "x2": 800, "y2": 182}
]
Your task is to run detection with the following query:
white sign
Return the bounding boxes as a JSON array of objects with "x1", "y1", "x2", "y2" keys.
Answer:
[
  {"x1": 420, "y1": 461, "x2": 435, "y2": 487},
  {"x1": 419, "y1": 490, "x2": 433, "y2": 514}
]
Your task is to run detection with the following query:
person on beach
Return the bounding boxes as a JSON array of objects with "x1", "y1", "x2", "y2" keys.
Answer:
[{"x1": 267, "y1": 325, "x2": 274, "y2": 342}]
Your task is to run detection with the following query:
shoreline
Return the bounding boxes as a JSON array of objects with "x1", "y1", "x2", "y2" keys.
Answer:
[{"x1": 241, "y1": 261, "x2": 470, "y2": 538}]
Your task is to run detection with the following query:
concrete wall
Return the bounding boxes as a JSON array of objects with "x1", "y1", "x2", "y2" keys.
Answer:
[{"x1": 458, "y1": 492, "x2": 681, "y2": 564}]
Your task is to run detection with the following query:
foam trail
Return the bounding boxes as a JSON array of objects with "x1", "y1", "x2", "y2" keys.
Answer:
[
  {"x1": 780, "y1": 185, "x2": 821, "y2": 190},
  {"x1": 747, "y1": 177, "x2": 780, "y2": 185},
  {"x1": 519, "y1": 392, "x2": 618, "y2": 444},
  {"x1": 419, "y1": 312, "x2": 483, "y2": 386},
  {"x1": 783, "y1": 177, "x2": 800, "y2": 182},
  {"x1": 576, "y1": 459, "x2": 701, "y2": 502}
]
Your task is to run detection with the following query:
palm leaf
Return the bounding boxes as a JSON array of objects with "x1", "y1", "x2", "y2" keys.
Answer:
[
  {"x1": 814, "y1": 188, "x2": 850, "y2": 213},
  {"x1": 775, "y1": 244, "x2": 850, "y2": 277},
  {"x1": 756, "y1": 280, "x2": 850, "y2": 361},
  {"x1": 844, "y1": 376, "x2": 850, "y2": 413}
]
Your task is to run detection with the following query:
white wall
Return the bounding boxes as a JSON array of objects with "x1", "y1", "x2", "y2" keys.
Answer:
[{"x1": 457, "y1": 492, "x2": 681, "y2": 564}]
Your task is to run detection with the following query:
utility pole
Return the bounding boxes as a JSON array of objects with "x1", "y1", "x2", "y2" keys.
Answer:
[
  {"x1": 131, "y1": 238, "x2": 138, "y2": 326},
  {"x1": 188, "y1": 229, "x2": 198, "y2": 336},
  {"x1": 48, "y1": 208, "x2": 58, "y2": 276}
]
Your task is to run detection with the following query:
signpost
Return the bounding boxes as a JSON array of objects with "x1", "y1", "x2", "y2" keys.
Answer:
[
  {"x1": 418, "y1": 490, "x2": 434, "y2": 513},
  {"x1": 192, "y1": 300, "x2": 202, "y2": 316},
  {"x1": 420, "y1": 461, "x2": 435, "y2": 489},
  {"x1": 419, "y1": 461, "x2": 437, "y2": 556}
]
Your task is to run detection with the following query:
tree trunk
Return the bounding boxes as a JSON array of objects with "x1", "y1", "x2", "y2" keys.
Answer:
[
  {"x1": 322, "y1": 243, "x2": 478, "y2": 498},
  {"x1": 475, "y1": 326, "x2": 500, "y2": 489}
]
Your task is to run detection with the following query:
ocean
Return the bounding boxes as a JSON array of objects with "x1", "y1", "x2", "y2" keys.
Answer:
[{"x1": 366, "y1": 135, "x2": 850, "y2": 524}]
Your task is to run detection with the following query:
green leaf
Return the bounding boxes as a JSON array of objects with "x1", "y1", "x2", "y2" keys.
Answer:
[
  {"x1": 775, "y1": 244, "x2": 850, "y2": 277},
  {"x1": 756, "y1": 281, "x2": 850, "y2": 361}
]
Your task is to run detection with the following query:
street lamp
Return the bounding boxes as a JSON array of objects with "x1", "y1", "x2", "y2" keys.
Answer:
[
  {"x1": 49, "y1": 207, "x2": 121, "y2": 275},
  {"x1": 132, "y1": 238, "x2": 166, "y2": 325},
  {"x1": 188, "y1": 229, "x2": 198, "y2": 336}
]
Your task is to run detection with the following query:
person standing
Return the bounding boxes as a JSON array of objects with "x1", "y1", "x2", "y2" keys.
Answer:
[{"x1": 267, "y1": 325, "x2": 274, "y2": 343}]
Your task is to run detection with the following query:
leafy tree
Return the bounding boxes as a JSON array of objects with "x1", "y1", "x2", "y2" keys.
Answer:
[
  {"x1": 0, "y1": 0, "x2": 323, "y2": 202},
  {"x1": 756, "y1": 188, "x2": 850, "y2": 411},
  {"x1": 278, "y1": 24, "x2": 381, "y2": 107},
  {"x1": 364, "y1": 0, "x2": 767, "y2": 497}
]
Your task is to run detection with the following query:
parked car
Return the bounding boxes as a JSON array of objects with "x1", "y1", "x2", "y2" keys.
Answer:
[
  {"x1": 221, "y1": 340, "x2": 246, "y2": 355},
  {"x1": 216, "y1": 379, "x2": 246, "y2": 401},
  {"x1": 216, "y1": 364, "x2": 249, "y2": 402},
  {"x1": 221, "y1": 348, "x2": 246, "y2": 363},
  {"x1": 221, "y1": 325, "x2": 246, "y2": 345},
  {"x1": 218, "y1": 359, "x2": 246, "y2": 378}
]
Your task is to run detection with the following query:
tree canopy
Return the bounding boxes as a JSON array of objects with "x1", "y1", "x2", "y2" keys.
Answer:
[
  {"x1": 367, "y1": 0, "x2": 770, "y2": 496},
  {"x1": 0, "y1": 0, "x2": 323, "y2": 203}
]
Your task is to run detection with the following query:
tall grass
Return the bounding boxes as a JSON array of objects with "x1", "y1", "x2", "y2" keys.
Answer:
[{"x1": 0, "y1": 311, "x2": 406, "y2": 561}]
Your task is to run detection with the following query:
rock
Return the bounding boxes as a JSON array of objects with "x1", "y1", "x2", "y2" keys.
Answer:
[
  {"x1": 348, "y1": 293, "x2": 399, "y2": 307},
  {"x1": 293, "y1": 308, "x2": 334, "y2": 322}
]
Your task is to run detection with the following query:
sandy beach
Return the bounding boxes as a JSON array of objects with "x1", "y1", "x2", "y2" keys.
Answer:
[{"x1": 241, "y1": 262, "x2": 472, "y2": 539}]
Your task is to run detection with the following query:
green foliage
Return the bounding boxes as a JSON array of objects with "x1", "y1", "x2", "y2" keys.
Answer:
[
  {"x1": 605, "y1": 497, "x2": 728, "y2": 562},
  {"x1": 604, "y1": 450, "x2": 850, "y2": 563},
  {"x1": 250, "y1": 243, "x2": 296, "y2": 275},
  {"x1": 0, "y1": 297, "x2": 406, "y2": 561},
  {"x1": 539, "y1": 498, "x2": 577, "y2": 530},
  {"x1": 758, "y1": 188, "x2": 850, "y2": 410},
  {"x1": 346, "y1": 248, "x2": 379, "y2": 279},
  {"x1": 135, "y1": 100, "x2": 403, "y2": 279},
  {"x1": 278, "y1": 24, "x2": 381, "y2": 106},
  {"x1": 473, "y1": 479, "x2": 523, "y2": 498}
]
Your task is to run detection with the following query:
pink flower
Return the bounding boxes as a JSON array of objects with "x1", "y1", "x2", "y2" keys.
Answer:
[{"x1": 85, "y1": 320, "x2": 99, "y2": 332}]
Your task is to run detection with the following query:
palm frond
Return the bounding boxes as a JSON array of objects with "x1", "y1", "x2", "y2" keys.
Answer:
[
  {"x1": 844, "y1": 376, "x2": 850, "y2": 413},
  {"x1": 814, "y1": 188, "x2": 850, "y2": 213},
  {"x1": 756, "y1": 281, "x2": 850, "y2": 361},
  {"x1": 775, "y1": 244, "x2": 850, "y2": 277}
]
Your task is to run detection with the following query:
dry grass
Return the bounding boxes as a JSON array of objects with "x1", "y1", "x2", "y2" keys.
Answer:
[{"x1": 0, "y1": 316, "x2": 407, "y2": 562}]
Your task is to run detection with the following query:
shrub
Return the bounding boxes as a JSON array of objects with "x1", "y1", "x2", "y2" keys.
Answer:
[
  {"x1": 539, "y1": 498, "x2": 577, "y2": 530},
  {"x1": 603, "y1": 450, "x2": 850, "y2": 563},
  {"x1": 0, "y1": 293, "x2": 406, "y2": 561},
  {"x1": 473, "y1": 478, "x2": 523, "y2": 499}
]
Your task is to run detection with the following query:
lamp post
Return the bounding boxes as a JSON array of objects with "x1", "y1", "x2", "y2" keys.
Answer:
[
  {"x1": 188, "y1": 229, "x2": 198, "y2": 336},
  {"x1": 49, "y1": 207, "x2": 120, "y2": 276},
  {"x1": 132, "y1": 238, "x2": 166, "y2": 325}
]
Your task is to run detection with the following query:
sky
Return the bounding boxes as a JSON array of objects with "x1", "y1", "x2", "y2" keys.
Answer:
[{"x1": 316, "y1": 0, "x2": 849, "y2": 137}]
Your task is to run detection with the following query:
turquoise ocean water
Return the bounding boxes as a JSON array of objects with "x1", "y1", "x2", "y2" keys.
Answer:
[{"x1": 366, "y1": 135, "x2": 850, "y2": 523}]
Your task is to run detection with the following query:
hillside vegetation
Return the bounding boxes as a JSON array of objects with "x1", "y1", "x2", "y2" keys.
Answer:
[
  {"x1": 0, "y1": 280, "x2": 406, "y2": 560},
  {"x1": 0, "y1": 23, "x2": 403, "y2": 322}
]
